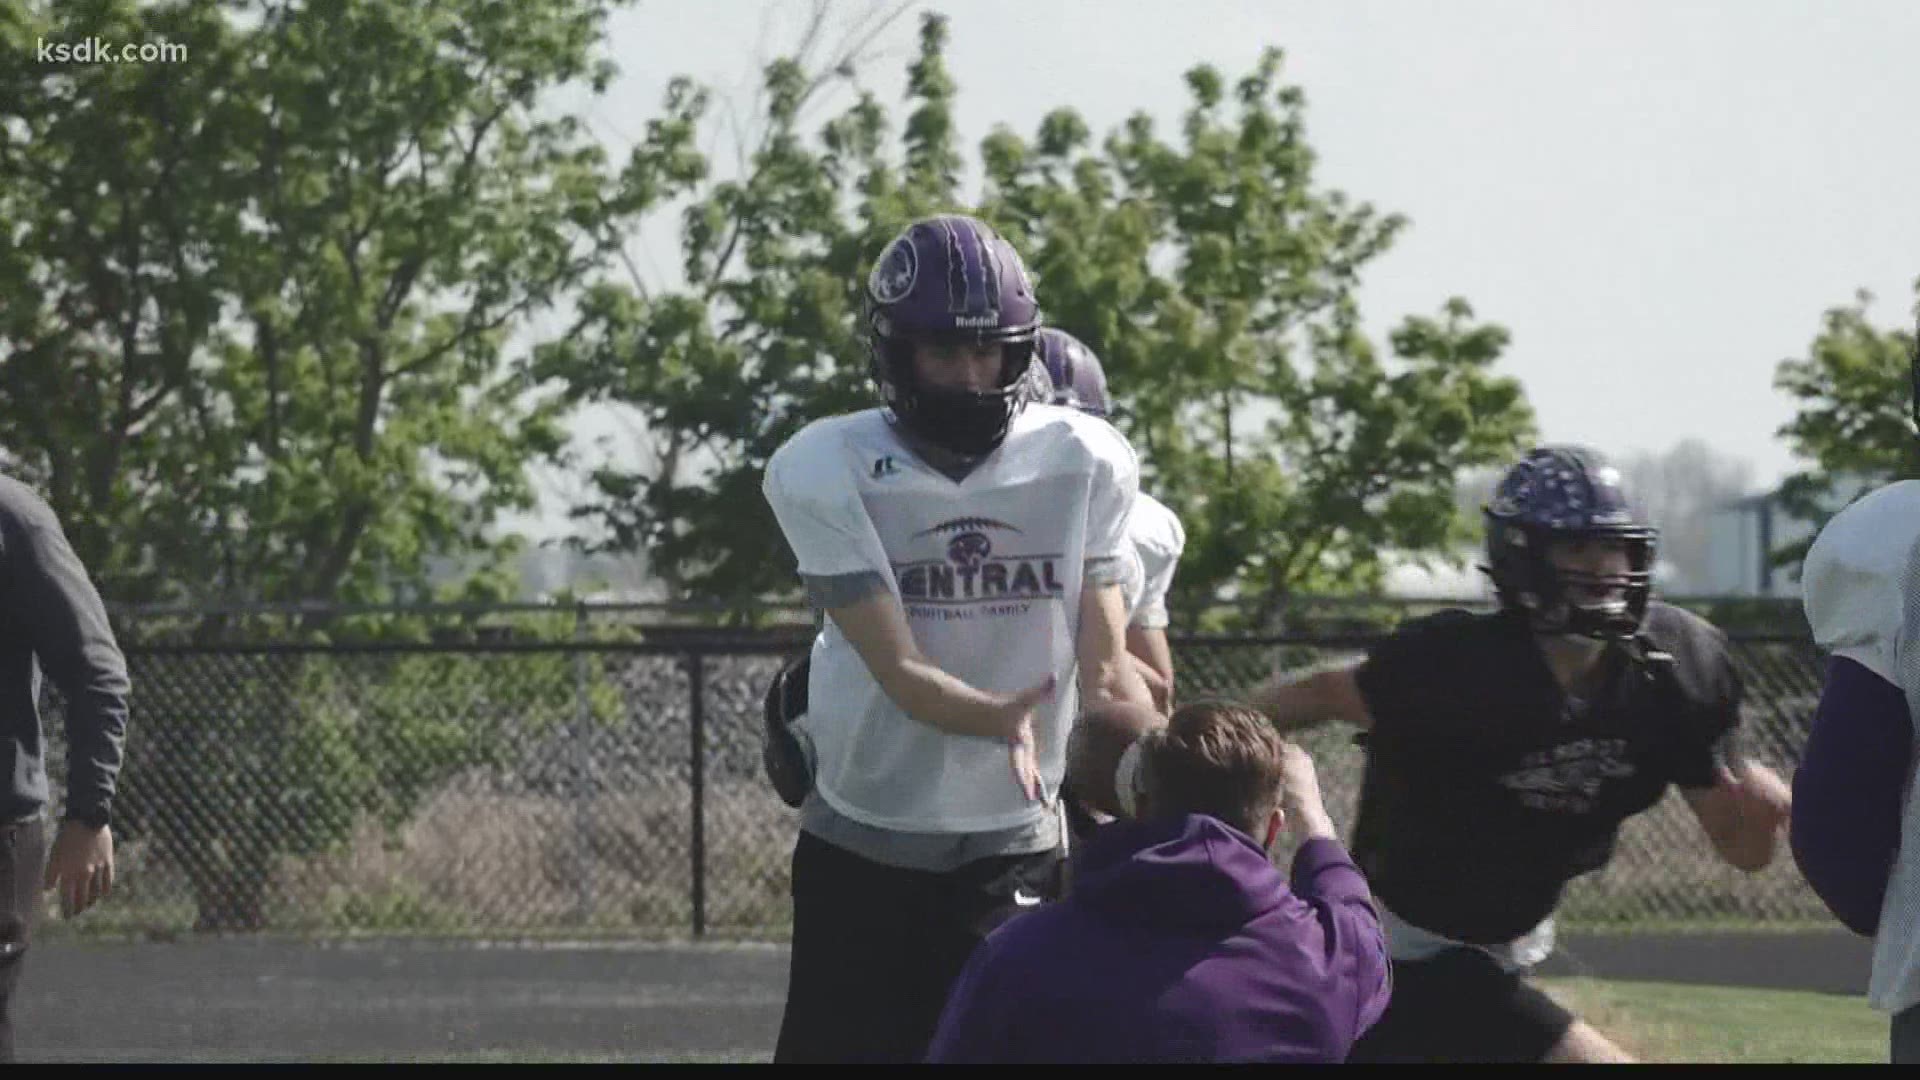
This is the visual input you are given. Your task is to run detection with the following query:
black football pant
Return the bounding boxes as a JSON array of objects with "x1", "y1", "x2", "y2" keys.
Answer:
[
  {"x1": 774, "y1": 828, "x2": 1065, "y2": 1063},
  {"x1": 1894, "y1": 1000, "x2": 1920, "y2": 1065}
]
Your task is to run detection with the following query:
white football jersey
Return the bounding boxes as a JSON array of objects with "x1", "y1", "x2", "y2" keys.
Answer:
[
  {"x1": 1801, "y1": 479, "x2": 1920, "y2": 1014},
  {"x1": 1121, "y1": 492, "x2": 1186, "y2": 630},
  {"x1": 762, "y1": 402, "x2": 1139, "y2": 833}
]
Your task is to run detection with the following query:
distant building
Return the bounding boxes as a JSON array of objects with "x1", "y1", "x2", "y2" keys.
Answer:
[
  {"x1": 1700, "y1": 476, "x2": 1876, "y2": 597},
  {"x1": 1700, "y1": 492, "x2": 1804, "y2": 596},
  {"x1": 424, "y1": 544, "x2": 663, "y2": 603}
]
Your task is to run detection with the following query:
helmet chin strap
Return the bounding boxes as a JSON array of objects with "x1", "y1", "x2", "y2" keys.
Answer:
[
  {"x1": 1533, "y1": 624, "x2": 1615, "y2": 701},
  {"x1": 888, "y1": 415, "x2": 984, "y2": 482},
  {"x1": 880, "y1": 341, "x2": 1028, "y2": 468}
]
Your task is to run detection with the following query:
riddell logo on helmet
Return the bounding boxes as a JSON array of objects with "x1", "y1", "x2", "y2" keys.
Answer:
[{"x1": 953, "y1": 312, "x2": 1001, "y2": 327}]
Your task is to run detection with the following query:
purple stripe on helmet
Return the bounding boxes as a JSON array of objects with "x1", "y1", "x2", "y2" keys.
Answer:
[
  {"x1": 1054, "y1": 347, "x2": 1076, "y2": 396},
  {"x1": 940, "y1": 219, "x2": 968, "y2": 316},
  {"x1": 947, "y1": 218, "x2": 990, "y2": 316},
  {"x1": 977, "y1": 222, "x2": 1002, "y2": 310},
  {"x1": 1036, "y1": 328, "x2": 1113, "y2": 416}
]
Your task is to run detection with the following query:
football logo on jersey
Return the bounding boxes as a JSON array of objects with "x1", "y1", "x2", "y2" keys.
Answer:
[
  {"x1": 948, "y1": 532, "x2": 992, "y2": 568},
  {"x1": 914, "y1": 516, "x2": 1022, "y2": 538},
  {"x1": 1498, "y1": 738, "x2": 1636, "y2": 813},
  {"x1": 895, "y1": 517, "x2": 1064, "y2": 611},
  {"x1": 869, "y1": 237, "x2": 918, "y2": 305}
]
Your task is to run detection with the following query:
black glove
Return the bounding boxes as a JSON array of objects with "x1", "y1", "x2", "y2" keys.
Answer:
[{"x1": 762, "y1": 653, "x2": 816, "y2": 809}]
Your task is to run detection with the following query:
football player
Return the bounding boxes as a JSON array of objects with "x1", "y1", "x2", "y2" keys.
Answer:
[
  {"x1": 1793, "y1": 310, "x2": 1920, "y2": 1063},
  {"x1": 1250, "y1": 444, "x2": 1792, "y2": 1063},
  {"x1": 761, "y1": 213, "x2": 1154, "y2": 1063},
  {"x1": 1031, "y1": 328, "x2": 1188, "y2": 715}
]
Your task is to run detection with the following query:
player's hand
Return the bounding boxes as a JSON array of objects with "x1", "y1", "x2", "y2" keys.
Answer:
[
  {"x1": 1276, "y1": 741, "x2": 1325, "y2": 812},
  {"x1": 1277, "y1": 742, "x2": 1337, "y2": 840},
  {"x1": 1009, "y1": 716, "x2": 1044, "y2": 803},
  {"x1": 1717, "y1": 761, "x2": 1792, "y2": 829},
  {"x1": 997, "y1": 675, "x2": 1056, "y2": 803},
  {"x1": 993, "y1": 674, "x2": 1057, "y2": 737},
  {"x1": 43, "y1": 820, "x2": 114, "y2": 917}
]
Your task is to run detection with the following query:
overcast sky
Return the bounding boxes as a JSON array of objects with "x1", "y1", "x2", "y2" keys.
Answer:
[{"x1": 524, "y1": 0, "x2": 1920, "y2": 534}]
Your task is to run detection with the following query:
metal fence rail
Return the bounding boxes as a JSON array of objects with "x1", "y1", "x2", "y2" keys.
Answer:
[{"x1": 40, "y1": 629, "x2": 1832, "y2": 941}]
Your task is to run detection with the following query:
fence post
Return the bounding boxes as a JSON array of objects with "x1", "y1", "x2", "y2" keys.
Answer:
[
  {"x1": 572, "y1": 604, "x2": 593, "y2": 926},
  {"x1": 689, "y1": 649, "x2": 708, "y2": 939}
]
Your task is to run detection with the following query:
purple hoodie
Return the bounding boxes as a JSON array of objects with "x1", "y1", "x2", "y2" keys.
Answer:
[{"x1": 925, "y1": 814, "x2": 1391, "y2": 1063}]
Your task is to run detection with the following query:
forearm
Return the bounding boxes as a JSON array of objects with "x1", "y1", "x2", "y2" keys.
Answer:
[
  {"x1": 64, "y1": 697, "x2": 129, "y2": 818},
  {"x1": 877, "y1": 653, "x2": 1021, "y2": 740},
  {"x1": 815, "y1": 577, "x2": 1025, "y2": 740},
  {"x1": 19, "y1": 517, "x2": 131, "y2": 817},
  {"x1": 54, "y1": 633, "x2": 130, "y2": 818},
  {"x1": 1077, "y1": 577, "x2": 1152, "y2": 711},
  {"x1": 1125, "y1": 624, "x2": 1174, "y2": 685},
  {"x1": 1290, "y1": 803, "x2": 1339, "y2": 842},
  {"x1": 1717, "y1": 820, "x2": 1782, "y2": 873},
  {"x1": 1083, "y1": 650, "x2": 1154, "y2": 712},
  {"x1": 1717, "y1": 833, "x2": 1779, "y2": 874},
  {"x1": 1251, "y1": 670, "x2": 1353, "y2": 734}
]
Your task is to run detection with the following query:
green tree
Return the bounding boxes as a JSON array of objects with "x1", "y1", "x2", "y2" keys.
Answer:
[
  {"x1": 549, "y1": 18, "x2": 1536, "y2": 626},
  {"x1": 1772, "y1": 281, "x2": 1920, "y2": 569},
  {"x1": 534, "y1": 3, "x2": 930, "y2": 611},
  {"x1": 1, "y1": 0, "x2": 665, "y2": 929},
  {"x1": 0, "y1": 0, "x2": 678, "y2": 610},
  {"x1": 982, "y1": 50, "x2": 1535, "y2": 627}
]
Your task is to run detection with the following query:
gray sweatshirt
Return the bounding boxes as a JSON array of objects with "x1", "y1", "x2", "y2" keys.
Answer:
[{"x1": 0, "y1": 475, "x2": 129, "y2": 825}]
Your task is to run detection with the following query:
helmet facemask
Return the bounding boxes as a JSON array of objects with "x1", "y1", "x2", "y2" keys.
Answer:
[
  {"x1": 1487, "y1": 520, "x2": 1658, "y2": 643},
  {"x1": 873, "y1": 331, "x2": 1037, "y2": 459}
]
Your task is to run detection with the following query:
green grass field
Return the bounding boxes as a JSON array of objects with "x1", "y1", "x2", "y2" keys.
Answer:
[
  {"x1": 1537, "y1": 978, "x2": 1887, "y2": 1063},
  {"x1": 305, "y1": 979, "x2": 1892, "y2": 1064}
]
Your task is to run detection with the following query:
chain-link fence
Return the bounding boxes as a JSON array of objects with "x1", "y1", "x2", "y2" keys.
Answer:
[
  {"x1": 1175, "y1": 632, "x2": 1831, "y2": 931},
  {"x1": 41, "y1": 627, "x2": 1832, "y2": 942}
]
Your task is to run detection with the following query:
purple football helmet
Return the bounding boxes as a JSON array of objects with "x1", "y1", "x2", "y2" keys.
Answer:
[
  {"x1": 1482, "y1": 445, "x2": 1659, "y2": 641},
  {"x1": 1032, "y1": 328, "x2": 1113, "y2": 417},
  {"x1": 865, "y1": 215, "x2": 1042, "y2": 457}
]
